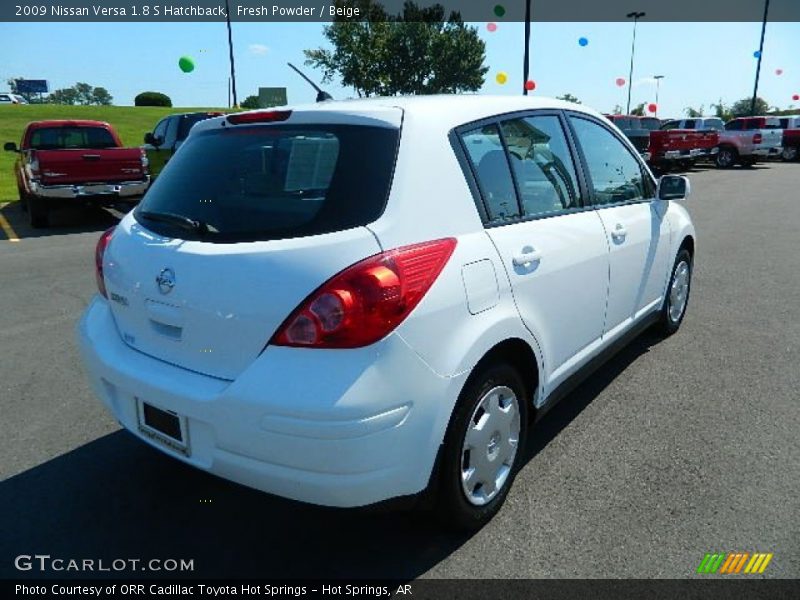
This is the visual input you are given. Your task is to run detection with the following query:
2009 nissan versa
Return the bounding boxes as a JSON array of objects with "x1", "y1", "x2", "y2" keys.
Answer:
[{"x1": 78, "y1": 95, "x2": 695, "y2": 529}]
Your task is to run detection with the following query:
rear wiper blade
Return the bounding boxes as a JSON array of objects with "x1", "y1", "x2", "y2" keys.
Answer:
[{"x1": 138, "y1": 211, "x2": 214, "y2": 234}]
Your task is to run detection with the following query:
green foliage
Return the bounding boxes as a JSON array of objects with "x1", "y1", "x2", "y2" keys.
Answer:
[
  {"x1": 240, "y1": 95, "x2": 261, "y2": 109},
  {"x1": 730, "y1": 96, "x2": 770, "y2": 118},
  {"x1": 612, "y1": 104, "x2": 623, "y2": 115},
  {"x1": 630, "y1": 102, "x2": 646, "y2": 116},
  {"x1": 47, "y1": 82, "x2": 114, "y2": 106},
  {"x1": 556, "y1": 93, "x2": 581, "y2": 104},
  {"x1": 304, "y1": 0, "x2": 487, "y2": 97},
  {"x1": 135, "y1": 91, "x2": 172, "y2": 107},
  {"x1": 711, "y1": 99, "x2": 733, "y2": 122},
  {"x1": 684, "y1": 105, "x2": 704, "y2": 118}
]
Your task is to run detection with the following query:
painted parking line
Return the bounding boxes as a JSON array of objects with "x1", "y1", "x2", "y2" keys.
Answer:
[{"x1": 0, "y1": 203, "x2": 21, "y2": 242}]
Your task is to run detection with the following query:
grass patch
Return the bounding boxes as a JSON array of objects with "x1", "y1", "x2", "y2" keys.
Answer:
[{"x1": 0, "y1": 105, "x2": 228, "y2": 202}]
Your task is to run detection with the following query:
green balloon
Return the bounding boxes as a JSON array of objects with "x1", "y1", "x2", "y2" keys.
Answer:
[
  {"x1": 494, "y1": 4, "x2": 506, "y2": 17},
  {"x1": 178, "y1": 56, "x2": 195, "y2": 73}
]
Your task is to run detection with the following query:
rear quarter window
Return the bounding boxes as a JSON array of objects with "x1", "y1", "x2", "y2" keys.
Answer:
[{"x1": 135, "y1": 123, "x2": 400, "y2": 242}]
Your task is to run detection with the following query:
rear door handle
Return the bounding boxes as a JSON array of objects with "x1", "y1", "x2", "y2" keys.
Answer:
[
  {"x1": 611, "y1": 224, "x2": 627, "y2": 242},
  {"x1": 512, "y1": 247, "x2": 543, "y2": 267}
]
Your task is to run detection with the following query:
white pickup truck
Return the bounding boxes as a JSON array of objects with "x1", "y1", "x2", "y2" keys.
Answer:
[{"x1": 716, "y1": 116, "x2": 783, "y2": 168}]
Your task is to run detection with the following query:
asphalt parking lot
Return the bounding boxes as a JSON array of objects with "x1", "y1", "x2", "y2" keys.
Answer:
[{"x1": 1, "y1": 163, "x2": 798, "y2": 580}]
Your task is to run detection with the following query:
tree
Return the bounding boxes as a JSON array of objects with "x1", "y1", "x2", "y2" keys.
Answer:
[
  {"x1": 685, "y1": 105, "x2": 704, "y2": 117},
  {"x1": 730, "y1": 96, "x2": 770, "y2": 118},
  {"x1": 304, "y1": 0, "x2": 487, "y2": 97},
  {"x1": 557, "y1": 93, "x2": 581, "y2": 104},
  {"x1": 74, "y1": 82, "x2": 94, "y2": 105},
  {"x1": 630, "y1": 102, "x2": 646, "y2": 116},
  {"x1": 135, "y1": 91, "x2": 172, "y2": 107},
  {"x1": 612, "y1": 104, "x2": 623, "y2": 115},
  {"x1": 91, "y1": 87, "x2": 113, "y2": 106},
  {"x1": 48, "y1": 88, "x2": 80, "y2": 105},
  {"x1": 711, "y1": 99, "x2": 733, "y2": 122},
  {"x1": 240, "y1": 95, "x2": 260, "y2": 109}
]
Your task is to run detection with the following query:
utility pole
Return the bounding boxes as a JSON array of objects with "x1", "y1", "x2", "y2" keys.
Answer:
[
  {"x1": 751, "y1": 0, "x2": 770, "y2": 116},
  {"x1": 523, "y1": 0, "x2": 532, "y2": 96},
  {"x1": 224, "y1": 0, "x2": 238, "y2": 108},
  {"x1": 626, "y1": 11, "x2": 646, "y2": 114}
]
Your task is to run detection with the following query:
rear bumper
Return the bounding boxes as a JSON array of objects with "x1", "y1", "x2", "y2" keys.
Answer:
[
  {"x1": 29, "y1": 177, "x2": 149, "y2": 200},
  {"x1": 76, "y1": 297, "x2": 464, "y2": 507},
  {"x1": 661, "y1": 147, "x2": 717, "y2": 160},
  {"x1": 751, "y1": 147, "x2": 781, "y2": 158}
]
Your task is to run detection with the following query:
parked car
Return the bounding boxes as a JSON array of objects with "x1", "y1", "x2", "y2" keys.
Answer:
[
  {"x1": 777, "y1": 116, "x2": 800, "y2": 161},
  {"x1": 604, "y1": 114, "x2": 650, "y2": 160},
  {"x1": 715, "y1": 116, "x2": 783, "y2": 168},
  {"x1": 4, "y1": 120, "x2": 150, "y2": 227},
  {"x1": 663, "y1": 117, "x2": 725, "y2": 132},
  {"x1": 143, "y1": 111, "x2": 223, "y2": 179},
  {"x1": 648, "y1": 121, "x2": 719, "y2": 171},
  {"x1": 77, "y1": 96, "x2": 695, "y2": 530},
  {"x1": 781, "y1": 128, "x2": 800, "y2": 162},
  {"x1": 0, "y1": 92, "x2": 21, "y2": 104}
]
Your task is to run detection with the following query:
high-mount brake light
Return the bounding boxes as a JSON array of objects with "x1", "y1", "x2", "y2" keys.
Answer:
[
  {"x1": 226, "y1": 110, "x2": 293, "y2": 125},
  {"x1": 271, "y1": 238, "x2": 457, "y2": 349}
]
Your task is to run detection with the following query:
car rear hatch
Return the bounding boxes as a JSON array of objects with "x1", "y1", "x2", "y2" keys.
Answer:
[
  {"x1": 101, "y1": 108, "x2": 402, "y2": 380},
  {"x1": 37, "y1": 148, "x2": 145, "y2": 185}
]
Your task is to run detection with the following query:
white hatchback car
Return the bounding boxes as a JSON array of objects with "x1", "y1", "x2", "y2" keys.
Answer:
[{"x1": 78, "y1": 95, "x2": 695, "y2": 529}]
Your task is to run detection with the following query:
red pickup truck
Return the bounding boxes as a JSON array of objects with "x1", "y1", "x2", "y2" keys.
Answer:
[
  {"x1": 4, "y1": 120, "x2": 150, "y2": 228},
  {"x1": 646, "y1": 119, "x2": 719, "y2": 170}
]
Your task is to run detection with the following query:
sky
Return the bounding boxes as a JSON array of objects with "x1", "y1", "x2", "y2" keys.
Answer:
[{"x1": 2, "y1": 20, "x2": 799, "y2": 117}]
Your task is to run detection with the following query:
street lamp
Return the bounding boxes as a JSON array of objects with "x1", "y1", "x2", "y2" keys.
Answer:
[
  {"x1": 625, "y1": 11, "x2": 646, "y2": 114},
  {"x1": 523, "y1": 0, "x2": 532, "y2": 96},
  {"x1": 224, "y1": 0, "x2": 238, "y2": 108},
  {"x1": 654, "y1": 75, "x2": 664, "y2": 116}
]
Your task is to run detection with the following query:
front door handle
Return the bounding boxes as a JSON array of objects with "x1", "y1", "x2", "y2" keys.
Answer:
[
  {"x1": 512, "y1": 246, "x2": 543, "y2": 267},
  {"x1": 611, "y1": 224, "x2": 627, "y2": 242}
]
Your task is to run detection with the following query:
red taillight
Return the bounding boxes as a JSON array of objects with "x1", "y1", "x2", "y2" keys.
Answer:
[
  {"x1": 271, "y1": 238, "x2": 457, "y2": 349},
  {"x1": 140, "y1": 148, "x2": 149, "y2": 175},
  {"x1": 95, "y1": 227, "x2": 115, "y2": 298},
  {"x1": 753, "y1": 132, "x2": 763, "y2": 144},
  {"x1": 226, "y1": 110, "x2": 292, "y2": 125}
]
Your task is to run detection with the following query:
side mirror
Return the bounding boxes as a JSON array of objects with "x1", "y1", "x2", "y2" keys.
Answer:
[
  {"x1": 144, "y1": 133, "x2": 162, "y2": 147},
  {"x1": 657, "y1": 175, "x2": 691, "y2": 201},
  {"x1": 4, "y1": 142, "x2": 19, "y2": 152}
]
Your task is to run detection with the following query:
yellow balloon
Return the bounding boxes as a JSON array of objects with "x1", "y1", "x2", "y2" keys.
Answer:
[{"x1": 496, "y1": 71, "x2": 508, "y2": 85}]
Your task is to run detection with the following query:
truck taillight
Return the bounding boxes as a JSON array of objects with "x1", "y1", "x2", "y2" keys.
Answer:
[
  {"x1": 29, "y1": 153, "x2": 40, "y2": 178},
  {"x1": 753, "y1": 133, "x2": 762, "y2": 144},
  {"x1": 271, "y1": 238, "x2": 457, "y2": 349},
  {"x1": 140, "y1": 148, "x2": 149, "y2": 174},
  {"x1": 95, "y1": 227, "x2": 115, "y2": 298}
]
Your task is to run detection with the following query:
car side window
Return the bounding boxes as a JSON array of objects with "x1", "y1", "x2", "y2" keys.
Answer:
[
  {"x1": 461, "y1": 124, "x2": 521, "y2": 224},
  {"x1": 569, "y1": 116, "x2": 650, "y2": 205},
  {"x1": 684, "y1": 120, "x2": 697, "y2": 129},
  {"x1": 725, "y1": 120, "x2": 741, "y2": 131},
  {"x1": 152, "y1": 118, "x2": 169, "y2": 143},
  {"x1": 661, "y1": 120, "x2": 679, "y2": 130},
  {"x1": 165, "y1": 116, "x2": 179, "y2": 146},
  {"x1": 499, "y1": 116, "x2": 581, "y2": 217}
]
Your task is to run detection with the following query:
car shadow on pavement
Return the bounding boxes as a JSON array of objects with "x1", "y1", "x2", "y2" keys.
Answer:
[
  {"x1": 0, "y1": 200, "x2": 126, "y2": 240},
  {"x1": 1, "y1": 331, "x2": 660, "y2": 581}
]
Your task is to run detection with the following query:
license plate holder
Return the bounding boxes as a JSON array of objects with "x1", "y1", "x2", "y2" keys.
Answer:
[{"x1": 136, "y1": 399, "x2": 190, "y2": 456}]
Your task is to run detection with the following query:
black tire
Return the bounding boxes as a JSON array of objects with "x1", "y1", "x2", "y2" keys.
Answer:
[
  {"x1": 715, "y1": 146, "x2": 738, "y2": 168},
  {"x1": 27, "y1": 195, "x2": 49, "y2": 228},
  {"x1": 657, "y1": 248, "x2": 693, "y2": 336},
  {"x1": 19, "y1": 188, "x2": 28, "y2": 213},
  {"x1": 740, "y1": 157, "x2": 757, "y2": 168},
  {"x1": 782, "y1": 146, "x2": 798, "y2": 162},
  {"x1": 435, "y1": 362, "x2": 529, "y2": 531}
]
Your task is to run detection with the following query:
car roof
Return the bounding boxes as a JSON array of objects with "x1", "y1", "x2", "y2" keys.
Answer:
[
  {"x1": 196, "y1": 94, "x2": 604, "y2": 133},
  {"x1": 26, "y1": 120, "x2": 112, "y2": 128}
]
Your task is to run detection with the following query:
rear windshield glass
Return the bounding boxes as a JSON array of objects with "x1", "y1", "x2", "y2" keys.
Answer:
[
  {"x1": 135, "y1": 123, "x2": 399, "y2": 242},
  {"x1": 639, "y1": 118, "x2": 661, "y2": 130},
  {"x1": 28, "y1": 126, "x2": 117, "y2": 150},
  {"x1": 177, "y1": 113, "x2": 220, "y2": 140},
  {"x1": 614, "y1": 118, "x2": 641, "y2": 130},
  {"x1": 701, "y1": 119, "x2": 724, "y2": 130},
  {"x1": 763, "y1": 118, "x2": 782, "y2": 129}
]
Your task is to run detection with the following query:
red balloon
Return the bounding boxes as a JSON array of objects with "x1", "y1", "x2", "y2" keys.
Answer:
[
  {"x1": 647, "y1": 103, "x2": 657, "y2": 113},
  {"x1": 615, "y1": 77, "x2": 626, "y2": 87},
  {"x1": 794, "y1": 94, "x2": 800, "y2": 101},
  {"x1": 775, "y1": 68, "x2": 783, "y2": 75},
  {"x1": 525, "y1": 80, "x2": 536, "y2": 91}
]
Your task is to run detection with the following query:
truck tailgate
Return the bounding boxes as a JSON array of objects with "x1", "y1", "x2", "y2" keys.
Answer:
[{"x1": 37, "y1": 148, "x2": 145, "y2": 185}]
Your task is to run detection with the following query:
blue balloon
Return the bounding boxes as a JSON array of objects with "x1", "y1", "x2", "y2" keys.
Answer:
[
  {"x1": 579, "y1": 37, "x2": 589, "y2": 47},
  {"x1": 753, "y1": 50, "x2": 761, "y2": 58}
]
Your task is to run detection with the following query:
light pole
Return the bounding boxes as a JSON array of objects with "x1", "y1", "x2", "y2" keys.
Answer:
[
  {"x1": 523, "y1": 0, "x2": 532, "y2": 96},
  {"x1": 654, "y1": 75, "x2": 664, "y2": 116},
  {"x1": 625, "y1": 11, "x2": 646, "y2": 114},
  {"x1": 751, "y1": 0, "x2": 770, "y2": 116},
  {"x1": 224, "y1": 0, "x2": 238, "y2": 108}
]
